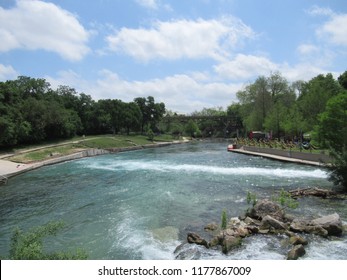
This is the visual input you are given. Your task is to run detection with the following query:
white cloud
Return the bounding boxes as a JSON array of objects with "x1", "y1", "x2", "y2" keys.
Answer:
[
  {"x1": 92, "y1": 70, "x2": 241, "y2": 113},
  {"x1": 106, "y1": 16, "x2": 255, "y2": 62},
  {"x1": 47, "y1": 69, "x2": 241, "y2": 114},
  {"x1": 307, "y1": 6, "x2": 334, "y2": 17},
  {"x1": 297, "y1": 44, "x2": 320, "y2": 55},
  {"x1": 0, "y1": 64, "x2": 18, "y2": 81},
  {"x1": 135, "y1": 0, "x2": 172, "y2": 11},
  {"x1": 0, "y1": 0, "x2": 90, "y2": 61},
  {"x1": 214, "y1": 52, "x2": 337, "y2": 83},
  {"x1": 135, "y1": 0, "x2": 159, "y2": 10},
  {"x1": 279, "y1": 63, "x2": 333, "y2": 82},
  {"x1": 214, "y1": 54, "x2": 277, "y2": 80},
  {"x1": 307, "y1": 6, "x2": 347, "y2": 48},
  {"x1": 317, "y1": 14, "x2": 347, "y2": 47}
]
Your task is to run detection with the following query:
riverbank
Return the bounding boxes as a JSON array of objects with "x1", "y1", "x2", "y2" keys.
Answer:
[
  {"x1": 229, "y1": 145, "x2": 331, "y2": 167},
  {"x1": 0, "y1": 140, "x2": 189, "y2": 180}
]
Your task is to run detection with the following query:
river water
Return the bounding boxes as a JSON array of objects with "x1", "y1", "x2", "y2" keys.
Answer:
[{"x1": 0, "y1": 141, "x2": 346, "y2": 259}]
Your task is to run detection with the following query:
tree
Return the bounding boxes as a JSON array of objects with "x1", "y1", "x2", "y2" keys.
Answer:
[
  {"x1": 123, "y1": 102, "x2": 142, "y2": 135},
  {"x1": 236, "y1": 76, "x2": 272, "y2": 132},
  {"x1": 134, "y1": 96, "x2": 165, "y2": 133},
  {"x1": 185, "y1": 119, "x2": 200, "y2": 138},
  {"x1": 297, "y1": 73, "x2": 341, "y2": 130},
  {"x1": 338, "y1": 70, "x2": 347, "y2": 90},
  {"x1": 315, "y1": 92, "x2": 347, "y2": 189}
]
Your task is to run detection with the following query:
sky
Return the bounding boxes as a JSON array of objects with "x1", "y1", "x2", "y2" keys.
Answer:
[{"x1": 0, "y1": 0, "x2": 346, "y2": 114}]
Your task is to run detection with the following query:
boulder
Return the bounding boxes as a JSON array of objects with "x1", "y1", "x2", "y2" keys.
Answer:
[
  {"x1": 250, "y1": 199, "x2": 285, "y2": 221},
  {"x1": 235, "y1": 226, "x2": 250, "y2": 238},
  {"x1": 290, "y1": 218, "x2": 310, "y2": 233},
  {"x1": 305, "y1": 225, "x2": 328, "y2": 237},
  {"x1": 175, "y1": 243, "x2": 202, "y2": 260},
  {"x1": 229, "y1": 217, "x2": 241, "y2": 226},
  {"x1": 289, "y1": 235, "x2": 308, "y2": 246},
  {"x1": 222, "y1": 235, "x2": 242, "y2": 254},
  {"x1": 261, "y1": 215, "x2": 287, "y2": 231},
  {"x1": 244, "y1": 216, "x2": 259, "y2": 225},
  {"x1": 208, "y1": 236, "x2": 221, "y2": 248},
  {"x1": 204, "y1": 223, "x2": 218, "y2": 231},
  {"x1": 245, "y1": 225, "x2": 259, "y2": 234},
  {"x1": 287, "y1": 244, "x2": 306, "y2": 260},
  {"x1": 310, "y1": 213, "x2": 343, "y2": 236},
  {"x1": 187, "y1": 232, "x2": 208, "y2": 248},
  {"x1": 290, "y1": 219, "x2": 328, "y2": 237}
]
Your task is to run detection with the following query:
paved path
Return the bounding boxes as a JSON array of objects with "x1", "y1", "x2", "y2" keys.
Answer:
[
  {"x1": 229, "y1": 148, "x2": 325, "y2": 166},
  {"x1": 0, "y1": 160, "x2": 31, "y2": 176}
]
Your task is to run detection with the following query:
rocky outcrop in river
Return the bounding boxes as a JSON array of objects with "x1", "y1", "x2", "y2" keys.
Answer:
[{"x1": 177, "y1": 199, "x2": 344, "y2": 260}]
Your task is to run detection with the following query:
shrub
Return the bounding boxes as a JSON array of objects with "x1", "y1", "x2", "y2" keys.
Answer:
[{"x1": 9, "y1": 221, "x2": 88, "y2": 260}]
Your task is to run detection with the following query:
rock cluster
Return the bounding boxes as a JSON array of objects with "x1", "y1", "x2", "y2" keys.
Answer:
[{"x1": 183, "y1": 199, "x2": 344, "y2": 260}]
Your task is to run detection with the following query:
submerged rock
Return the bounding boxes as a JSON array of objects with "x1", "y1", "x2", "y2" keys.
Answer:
[{"x1": 152, "y1": 226, "x2": 179, "y2": 242}]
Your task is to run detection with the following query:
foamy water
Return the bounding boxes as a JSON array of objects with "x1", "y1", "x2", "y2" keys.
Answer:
[{"x1": 86, "y1": 160, "x2": 328, "y2": 179}]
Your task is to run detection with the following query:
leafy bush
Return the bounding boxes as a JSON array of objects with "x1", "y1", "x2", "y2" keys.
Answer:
[
  {"x1": 9, "y1": 221, "x2": 88, "y2": 260},
  {"x1": 272, "y1": 188, "x2": 298, "y2": 210}
]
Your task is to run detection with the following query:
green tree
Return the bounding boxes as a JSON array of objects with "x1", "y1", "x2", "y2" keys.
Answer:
[
  {"x1": 134, "y1": 96, "x2": 165, "y2": 133},
  {"x1": 315, "y1": 92, "x2": 347, "y2": 189},
  {"x1": 123, "y1": 102, "x2": 142, "y2": 134},
  {"x1": 237, "y1": 76, "x2": 272, "y2": 132},
  {"x1": 185, "y1": 119, "x2": 200, "y2": 138},
  {"x1": 338, "y1": 70, "x2": 347, "y2": 90},
  {"x1": 297, "y1": 73, "x2": 341, "y2": 131},
  {"x1": 191, "y1": 107, "x2": 226, "y2": 137}
]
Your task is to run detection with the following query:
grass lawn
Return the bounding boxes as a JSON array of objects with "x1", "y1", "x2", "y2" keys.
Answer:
[{"x1": 7, "y1": 134, "x2": 176, "y2": 163}]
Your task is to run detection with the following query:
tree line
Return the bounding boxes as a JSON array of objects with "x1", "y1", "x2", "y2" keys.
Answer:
[
  {"x1": 0, "y1": 76, "x2": 165, "y2": 147},
  {"x1": 229, "y1": 70, "x2": 347, "y2": 189},
  {"x1": 232, "y1": 71, "x2": 346, "y2": 141}
]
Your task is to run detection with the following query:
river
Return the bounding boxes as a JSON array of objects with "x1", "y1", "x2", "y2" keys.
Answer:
[{"x1": 0, "y1": 141, "x2": 346, "y2": 259}]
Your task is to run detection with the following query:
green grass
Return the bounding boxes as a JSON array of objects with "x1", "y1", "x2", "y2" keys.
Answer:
[
  {"x1": 9, "y1": 144, "x2": 83, "y2": 163},
  {"x1": 7, "y1": 134, "x2": 176, "y2": 163}
]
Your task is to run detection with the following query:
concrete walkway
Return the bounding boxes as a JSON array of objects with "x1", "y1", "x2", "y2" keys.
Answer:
[{"x1": 229, "y1": 148, "x2": 327, "y2": 166}]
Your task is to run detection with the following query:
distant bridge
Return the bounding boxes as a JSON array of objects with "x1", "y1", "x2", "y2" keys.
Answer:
[{"x1": 162, "y1": 115, "x2": 243, "y2": 128}]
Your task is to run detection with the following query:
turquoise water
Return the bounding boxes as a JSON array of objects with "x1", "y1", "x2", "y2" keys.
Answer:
[{"x1": 0, "y1": 142, "x2": 346, "y2": 259}]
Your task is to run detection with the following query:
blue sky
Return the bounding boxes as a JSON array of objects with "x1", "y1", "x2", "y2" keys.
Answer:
[{"x1": 1, "y1": 0, "x2": 346, "y2": 113}]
